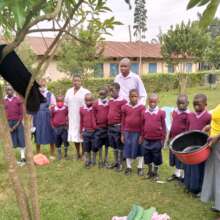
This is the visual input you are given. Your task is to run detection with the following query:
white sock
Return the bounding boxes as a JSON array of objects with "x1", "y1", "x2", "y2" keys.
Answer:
[
  {"x1": 174, "y1": 169, "x2": 181, "y2": 178},
  {"x1": 137, "y1": 157, "x2": 144, "y2": 168},
  {"x1": 126, "y1": 158, "x2": 132, "y2": 168},
  {"x1": 180, "y1": 169, "x2": 184, "y2": 178},
  {"x1": 19, "y1": 148, "x2": 25, "y2": 160}
]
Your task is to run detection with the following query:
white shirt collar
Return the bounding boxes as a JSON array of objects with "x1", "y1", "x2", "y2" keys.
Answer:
[
  {"x1": 54, "y1": 105, "x2": 66, "y2": 111},
  {"x1": 5, "y1": 95, "x2": 16, "y2": 101},
  {"x1": 83, "y1": 105, "x2": 93, "y2": 111},
  {"x1": 174, "y1": 108, "x2": 190, "y2": 114},
  {"x1": 98, "y1": 99, "x2": 109, "y2": 106},
  {"x1": 146, "y1": 106, "x2": 159, "y2": 114},
  {"x1": 110, "y1": 96, "x2": 124, "y2": 102},
  {"x1": 127, "y1": 103, "x2": 142, "y2": 108},
  {"x1": 193, "y1": 110, "x2": 207, "y2": 119},
  {"x1": 119, "y1": 72, "x2": 133, "y2": 79}
]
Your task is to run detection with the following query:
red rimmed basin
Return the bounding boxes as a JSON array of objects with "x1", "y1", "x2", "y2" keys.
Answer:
[{"x1": 170, "y1": 130, "x2": 211, "y2": 165}]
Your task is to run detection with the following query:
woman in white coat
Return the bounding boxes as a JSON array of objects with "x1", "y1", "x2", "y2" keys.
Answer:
[{"x1": 65, "y1": 75, "x2": 90, "y2": 159}]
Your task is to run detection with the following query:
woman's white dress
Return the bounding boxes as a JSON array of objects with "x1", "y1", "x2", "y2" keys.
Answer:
[{"x1": 64, "y1": 87, "x2": 90, "y2": 143}]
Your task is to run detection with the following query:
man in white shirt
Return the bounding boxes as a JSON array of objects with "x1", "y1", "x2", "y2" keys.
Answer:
[{"x1": 114, "y1": 58, "x2": 147, "y2": 105}]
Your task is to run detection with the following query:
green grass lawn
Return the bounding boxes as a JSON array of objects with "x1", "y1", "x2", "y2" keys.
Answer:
[{"x1": 0, "y1": 85, "x2": 220, "y2": 220}]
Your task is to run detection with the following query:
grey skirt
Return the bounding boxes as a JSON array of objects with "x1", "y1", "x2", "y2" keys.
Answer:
[{"x1": 201, "y1": 141, "x2": 220, "y2": 210}]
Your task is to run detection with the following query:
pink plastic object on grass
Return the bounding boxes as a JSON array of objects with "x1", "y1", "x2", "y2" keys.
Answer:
[
  {"x1": 151, "y1": 212, "x2": 170, "y2": 220},
  {"x1": 33, "y1": 153, "x2": 50, "y2": 166},
  {"x1": 111, "y1": 217, "x2": 127, "y2": 220}
]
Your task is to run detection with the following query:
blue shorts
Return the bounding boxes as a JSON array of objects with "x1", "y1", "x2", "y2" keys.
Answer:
[
  {"x1": 108, "y1": 125, "x2": 123, "y2": 150},
  {"x1": 82, "y1": 130, "x2": 96, "y2": 153},
  {"x1": 8, "y1": 120, "x2": 25, "y2": 148},
  {"x1": 142, "y1": 139, "x2": 163, "y2": 166},
  {"x1": 95, "y1": 128, "x2": 109, "y2": 149},
  {"x1": 124, "y1": 131, "x2": 142, "y2": 159},
  {"x1": 54, "y1": 126, "x2": 69, "y2": 148}
]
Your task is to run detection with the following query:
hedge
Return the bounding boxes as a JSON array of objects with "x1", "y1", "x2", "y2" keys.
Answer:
[{"x1": 48, "y1": 72, "x2": 220, "y2": 97}]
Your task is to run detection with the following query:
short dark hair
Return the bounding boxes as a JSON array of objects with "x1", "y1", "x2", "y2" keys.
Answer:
[
  {"x1": 177, "y1": 94, "x2": 188, "y2": 101},
  {"x1": 129, "y1": 89, "x2": 139, "y2": 96},
  {"x1": 194, "y1": 93, "x2": 207, "y2": 103},
  {"x1": 111, "y1": 82, "x2": 120, "y2": 90},
  {"x1": 98, "y1": 86, "x2": 108, "y2": 93}
]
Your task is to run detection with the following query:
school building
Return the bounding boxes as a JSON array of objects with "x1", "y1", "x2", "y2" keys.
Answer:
[{"x1": 2, "y1": 36, "x2": 199, "y2": 81}]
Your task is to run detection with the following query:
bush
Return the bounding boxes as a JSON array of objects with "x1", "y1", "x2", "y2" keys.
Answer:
[{"x1": 48, "y1": 72, "x2": 220, "y2": 96}]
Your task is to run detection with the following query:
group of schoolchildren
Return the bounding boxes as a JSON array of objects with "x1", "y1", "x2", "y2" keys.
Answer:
[{"x1": 4, "y1": 81, "x2": 211, "y2": 198}]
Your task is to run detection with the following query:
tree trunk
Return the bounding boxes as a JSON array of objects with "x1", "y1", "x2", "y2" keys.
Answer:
[
  {"x1": 0, "y1": 85, "x2": 32, "y2": 220},
  {"x1": 178, "y1": 73, "x2": 188, "y2": 95},
  {"x1": 23, "y1": 113, "x2": 40, "y2": 220}
]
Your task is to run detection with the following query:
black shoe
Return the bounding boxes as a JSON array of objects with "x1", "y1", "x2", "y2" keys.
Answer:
[
  {"x1": 211, "y1": 207, "x2": 220, "y2": 213},
  {"x1": 125, "y1": 168, "x2": 132, "y2": 176},
  {"x1": 103, "y1": 160, "x2": 109, "y2": 168},
  {"x1": 17, "y1": 159, "x2": 26, "y2": 166},
  {"x1": 144, "y1": 172, "x2": 153, "y2": 179},
  {"x1": 137, "y1": 168, "x2": 144, "y2": 176},
  {"x1": 152, "y1": 174, "x2": 160, "y2": 182},
  {"x1": 115, "y1": 163, "x2": 123, "y2": 172},
  {"x1": 109, "y1": 162, "x2": 118, "y2": 169},
  {"x1": 167, "y1": 174, "x2": 178, "y2": 182}
]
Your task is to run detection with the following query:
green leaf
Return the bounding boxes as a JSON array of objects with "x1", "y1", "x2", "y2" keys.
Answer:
[
  {"x1": 187, "y1": 0, "x2": 201, "y2": 9},
  {"x1": 200, "y1": 0, "x2": 220, "y2": 29},
  {"x1": 198, "y1": 0, "x2": 211, "y2": 6}
]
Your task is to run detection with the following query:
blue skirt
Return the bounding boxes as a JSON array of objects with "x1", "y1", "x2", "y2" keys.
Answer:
[
  {"x1": 169, "y1": 150, "x2": 183, "y2": 169},
  {"x1": 8, "y1": 120, "x2": 25, "y2": 148},
  {"x1": 184, "y1": 162, "x2": 205, "y2": 194},
  {"x1": 124, "y1": 131, "x2": 142, "y2": 159},
  {"x1": 33, "y1": 109, "x2": 55, "y2": 145}
]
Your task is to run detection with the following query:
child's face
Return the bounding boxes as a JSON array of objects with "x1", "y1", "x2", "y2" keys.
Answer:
[
  {"x1": 6, "y1": 87, "x2": 14, "y2": 97},
  {"x1": 129, "y1": 91, "x2": 138, "y2": 106},
  {"x1": 193, "y1": 98, "x2": 206, "y2": 113},
  {"x1": 99, "y1": 89, "x2": 108, "y2": 100},
  {"x1": 148, "y1": 97, "x2": 158, "y2": 109},
  {"x1": 56, "y1": 96, "x2": 64, "y2": 103},
  {"x1": 177, "y1": 97, "x2": 188, "y2": 111},
  {"x1": 110, "y1": 87, "x2": 119, "y2": 99},
  {"x1": 72, "y1": 77, "x2": 81, "y2": 89},
  {"x1": 85, "y1": 95, "x2": 93, "y2": 107}
]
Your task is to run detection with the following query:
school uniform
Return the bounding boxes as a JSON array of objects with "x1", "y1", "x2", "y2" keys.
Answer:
[
  {"x1": 108, "y1": 97, "x2": 127, "y2": 150},
  {"x1": 32, "y1": 90, "x2": 56, "y2": 145},
  {"x1": 142, "y1": 107, "x2": 166, "y2": 166},
  {"x1": 169, "y1": 109, "x2": 189, "y2": 169},
  {"x1": 80, "y1": 106, "x2": 96, "y2": 153},
  {"x1": 4, "y1": 96, "x2": 25, "y2": 148},
  {"x1": 184, "y1": 110, "x2": 211, "y2": 194},
  {"x1": 51, "y1": 105, "x2": 69, "y2": 149},
  {"x1": 121, "y1": 103, "x2": 145, "y2": 159},
  {"x1": 93, "y1": 99, "x2": 109, "y2": 150}
]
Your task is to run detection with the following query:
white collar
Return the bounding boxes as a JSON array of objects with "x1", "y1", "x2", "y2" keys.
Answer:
[
  {"x1": 54, "y1": 105, "x2": 66, "y2": 111},
  {"x1": 119, "y1": 72, "x2": 133, "y2": 79},
  {"x1": 110, "y1": 97, "x2": 124, "y2": 102},
  {"x1": 5, "y1": 95, "x2": 16, "y2": 101},
  {"x1": 146, "y1": 106, "x2": 159, "y2": 114},
  {"x1": 83, "y1": 105, "x2": 93, "y2": 111},
  {"x1": 127, "y1": 103, "x2": 142, "y2": 109},
  {"x1": 174, "y1": 108, "x2": 190, "y2": 115},
  {"x1": 98, "y1": 99, "x2": 109, "y2": 106},
  {"x1": 193, "y1": 110, "x2": 207, "y2": 119}
]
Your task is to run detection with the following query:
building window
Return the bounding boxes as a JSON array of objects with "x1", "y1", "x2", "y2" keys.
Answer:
[
  {"x1": 131, "y1": 63, "x2": 139, "y2": 74},
  {"x1": 94, "y1": 63, "x2": 103, "y2": 77},
  {"x1": 148, "y1": 63, "x2": 157, "y2": 73},
  {"x1": 168, "y1": 64, "x2": 174, "y2": 73},
  {"x1": 185, "y1": 63, "x2": 192, "y2": 72},
  {"x1": 110, "y1": 63, "x2": 119, "y2": 77}
]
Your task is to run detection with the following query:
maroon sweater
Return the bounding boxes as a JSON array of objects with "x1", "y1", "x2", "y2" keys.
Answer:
[
  {"x1": 80, "y1": 106, "x2": 96, "y2": 132},
  {"x1": 187, "y1": 110, "x2": 211, "y2": 131},
  {"x1": 108, "y1": 97, "x2": 127, "y2": 125},
  {"x1": 93, "y1": 99, "x2": 109, "y2": 128},
  {"x1": 170, "y1": 109, "x2": 189, "y2": 139},
  {"x1": 4, "y1": 96, "x2": 23, "y2": 121},
  {"x1": 122, "y1": 104, "x2": 145, "y2": 133},
  {"x1": 51, "y1": 105, "x2": 68, "y2": 127},
  {"x1": 142, "y1": 108, "x2": 166, "y2": 140}
]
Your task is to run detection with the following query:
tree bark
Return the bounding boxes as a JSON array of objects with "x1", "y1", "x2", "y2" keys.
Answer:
[
  {"x1": 23, "y1": 113, "x2": 40, "y2": 220},
  {"x1": 0, "y1": 85, "x2": 32, "y2": 220}
]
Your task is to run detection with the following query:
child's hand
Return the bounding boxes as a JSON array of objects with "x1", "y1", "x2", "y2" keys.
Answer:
[
  {"x1": 9, "y1": 127, "x2": 14, "y2": 133},
  {"x1": 121, "y1": 135, "x2": 124, "y2": 144},
  {"x1": 202, "y1": 125, "x2": 211, "y2": 133}
]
